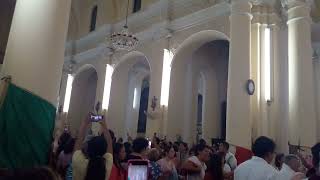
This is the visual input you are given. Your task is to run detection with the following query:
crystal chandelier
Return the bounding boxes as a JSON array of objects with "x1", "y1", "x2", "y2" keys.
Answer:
[{"x1": 110, "y1": 0, "x2": 139, "y2": 51}]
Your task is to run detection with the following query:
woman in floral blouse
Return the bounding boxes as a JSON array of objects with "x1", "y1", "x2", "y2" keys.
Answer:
[{"x1": 148, "y1": 148, "x2": 163, "y2": 180}]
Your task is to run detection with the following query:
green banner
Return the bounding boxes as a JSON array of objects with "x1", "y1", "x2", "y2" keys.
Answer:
[{"x1": 0, "y1": 83, "x2": 56, "y2": 168}]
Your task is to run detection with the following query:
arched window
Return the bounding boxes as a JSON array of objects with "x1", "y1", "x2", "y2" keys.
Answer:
[
  {"x1": 90, "y1": 5, "x2": 98, "y2": 32},
  {"x1": 137, "y1": 78, "x2": 149, "y2": 133},
  {"x1": 133, "y1": 0, "x2": 141, "y2": 13}
]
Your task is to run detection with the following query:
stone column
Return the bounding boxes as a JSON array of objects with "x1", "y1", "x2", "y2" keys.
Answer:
[
  {"x1": 250, "y1": 5, "x2": 261, "y2": 141},
  {"x1": 258, "y1": 22, "x2": 267, "y2": 138},
  {"x1": 1, "y1": 0, "x2": 71, "y2": 106},
  {"x1": 286, "y1": 0, "x2": 317, "y2": 146},
  {"x1": 227, "y1": 0, "x2": 252, "y2": 148},
  {"x1": 270, "y1": 16, "x2": 289, "y2": 153}
]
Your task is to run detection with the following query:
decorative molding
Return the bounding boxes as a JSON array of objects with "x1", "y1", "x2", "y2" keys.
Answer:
[
  {"x1": 281, "y1": 0, "x2": 306, "y2": 8},
  {"x1": 64, "y1": 1, "x2": 231, "y2": 64},
  {"x1": 251, "y1": 4, "x2": 287, "y2": 30}
]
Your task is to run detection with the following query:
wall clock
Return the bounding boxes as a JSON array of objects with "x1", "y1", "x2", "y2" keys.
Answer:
[{"x1": 247, "y1": 79, "x2": 255, "y2": 95}]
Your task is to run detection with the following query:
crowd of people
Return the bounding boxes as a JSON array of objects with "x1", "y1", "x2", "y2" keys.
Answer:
[{"x1": 1, "y1": 113, "x2": 320, "y2": 180}]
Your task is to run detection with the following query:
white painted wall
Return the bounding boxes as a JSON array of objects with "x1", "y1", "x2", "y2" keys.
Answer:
[{"x1": 274, "y1": 28, "x2": 289, "y2": 153}]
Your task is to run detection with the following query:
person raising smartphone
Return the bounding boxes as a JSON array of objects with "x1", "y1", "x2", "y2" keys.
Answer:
[{"x1": 72, "y1": 113, "x2": 113, "y2": 180}]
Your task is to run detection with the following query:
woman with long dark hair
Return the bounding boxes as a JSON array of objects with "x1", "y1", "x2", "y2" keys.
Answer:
[
  {"x1": 57, "y1": 138, "x2": 75, "y2": 178},
  {"x1": 204, "y1": 153, "x2": 224, "y2": 180},
  {"x1": 275, "y1": 153, "x2": 285, "y2": 171},
  {"x1": 72, "y1": 113, "x2": 113, "y2": 180},
  {"x1": 109, "y1": 143, "x2": 127, "y2": 180}
]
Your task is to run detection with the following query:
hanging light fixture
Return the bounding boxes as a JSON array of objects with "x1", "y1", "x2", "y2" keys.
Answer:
[{"x1": 110, "y1": 0, "x2": 139, "y2": 51}]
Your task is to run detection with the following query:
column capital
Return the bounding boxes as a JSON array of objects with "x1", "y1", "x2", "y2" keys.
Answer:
[
  {"x1": 230, "y1": 0, "x2": 253, "y2": 18},
  {"x1": 269, "y1": 22, "x2": 281, "y2": 31},
  {"x1": 251, "y1": 5, "x2": 284, "y2": 28},
  {"x1": 281, "y1": 0, "x2": 307, "y2": 9},
  {"x1": 284, "y1": 0, "x2": 311, "y2": 24},
  {"x1": 269, "y1": 12, "x2": 283, "y2": 28},
  {"x1": 251, "y1": 5, "x2": 261, "y2": 24}
]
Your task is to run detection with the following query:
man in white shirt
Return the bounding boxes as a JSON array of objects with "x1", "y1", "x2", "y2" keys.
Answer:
[
  {"x1": 276, "y1": 155, "x2": 303, "y2": 180},
  {"x1": 234, "y1": 136, "x2": 278, "y2": 180},
  {"x1": 219, "y1": 141, "x2": 238, "y2": 171}
]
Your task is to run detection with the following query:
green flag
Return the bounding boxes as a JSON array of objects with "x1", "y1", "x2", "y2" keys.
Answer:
[{"x1": 0, "y1": 83, "x2": 56, "y2": 168}]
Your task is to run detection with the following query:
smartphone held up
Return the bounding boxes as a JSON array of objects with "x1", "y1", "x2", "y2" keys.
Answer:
[
  {"x1": 128, "y1": 160, "x2": 149, "y2": 180},
  {"x1": 90, "y1": 114, "x2": 103, "y2": 122},
  {"x1": 89, "y1": 101, "x2": 104, "y2": 122}
]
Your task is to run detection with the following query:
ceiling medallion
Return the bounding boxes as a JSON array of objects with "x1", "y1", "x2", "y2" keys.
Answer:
[{"x1": 109, "y1": 0, "x2": 139, "y2": 51}]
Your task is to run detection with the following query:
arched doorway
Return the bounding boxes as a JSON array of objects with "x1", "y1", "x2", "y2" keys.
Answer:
[
  {"x1": 167, "y1": 30, "x2": 229, "y2": 144},
  {"x1": 68, "y1": 65, "x2": 98, "y2": 135},
  {"x1": 108, "y1": 52, "x2": 151, "y2": 139}
]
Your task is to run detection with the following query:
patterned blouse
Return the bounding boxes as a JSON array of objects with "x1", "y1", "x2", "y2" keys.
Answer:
[{"x1": 149, "y1": 161, "x2": 163, "y2": 180}]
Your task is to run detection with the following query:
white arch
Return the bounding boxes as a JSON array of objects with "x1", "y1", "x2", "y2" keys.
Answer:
[
  {"x1": 108, "y1": 51, "x2": 151, "y2": 138},
  {"x1": 113, "y1": 51, "x2": 151, "y2": 73},
  {"x1": 171, "y1": 30, "x2": 229, "y2": 67},
  {"x1": 167, "y1": 30, "x2": 229, "y2": 143},
  {"x1": 73, "y1": 64, "x2": 97, "y2": 79}
]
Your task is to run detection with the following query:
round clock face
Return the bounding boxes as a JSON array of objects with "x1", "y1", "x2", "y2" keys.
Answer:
[{"x1": 247, "y1": 80, "x2": 255, "y2": 95}]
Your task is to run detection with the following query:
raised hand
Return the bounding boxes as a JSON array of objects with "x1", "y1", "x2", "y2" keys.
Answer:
[{"x1": 99, "y1": 116, "x2": 108, "y2": 130}]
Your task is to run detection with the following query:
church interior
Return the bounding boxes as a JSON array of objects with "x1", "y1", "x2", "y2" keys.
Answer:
[{"x1": 1, "y1": 0, "x2": 320, "y2": 171}]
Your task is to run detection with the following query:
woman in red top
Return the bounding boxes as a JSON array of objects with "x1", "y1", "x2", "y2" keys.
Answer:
[{"x1": 109, "y1": 143, "x2": 127, "y2": 180}]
